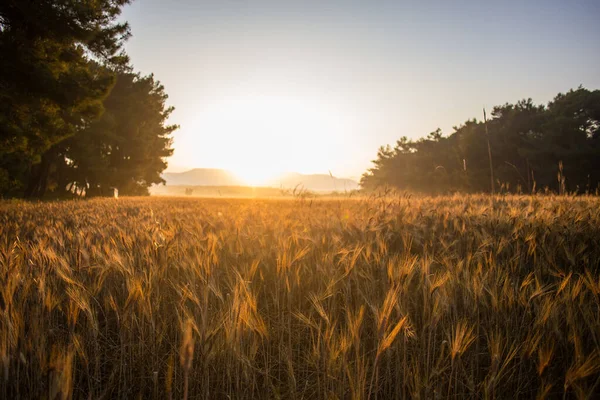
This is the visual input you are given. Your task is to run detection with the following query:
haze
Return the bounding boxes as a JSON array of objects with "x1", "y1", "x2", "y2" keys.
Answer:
[{"x1": 121, "y1": 0, "x2": 600, "y2": 184}]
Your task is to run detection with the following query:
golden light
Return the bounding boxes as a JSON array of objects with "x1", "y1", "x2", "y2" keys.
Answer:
[
  {"x1": 233, "y1": 165, "x2": 278, "y2": 187},
  {"x1": 189, "y1": 93, "x2": 347, "y2": 186}
]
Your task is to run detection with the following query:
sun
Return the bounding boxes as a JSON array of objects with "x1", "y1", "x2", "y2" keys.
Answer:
[
  {"x1": 184, "y1": 92, "x2": 349, "y2": 185},
  {"x1": 233, "y1": 165, "x2": 278, "y2": 187}
]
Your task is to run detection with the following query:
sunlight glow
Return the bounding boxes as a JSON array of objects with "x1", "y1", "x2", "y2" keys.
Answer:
[
  {"x1": 182, "y1": 92, "x2": 350, "y2": 184},
  {"x1": 233, "y1": 165, "x2": 279, "y2": 187}
]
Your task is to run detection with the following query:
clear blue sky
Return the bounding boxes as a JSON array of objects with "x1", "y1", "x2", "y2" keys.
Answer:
[{"x1": 121, "y1": 0, "x2": 600, "y2": 180}]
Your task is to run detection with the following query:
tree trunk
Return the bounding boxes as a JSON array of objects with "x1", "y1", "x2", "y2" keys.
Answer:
[{"x1": 24, "y1": 147, "x2": 59, "y2": 198}]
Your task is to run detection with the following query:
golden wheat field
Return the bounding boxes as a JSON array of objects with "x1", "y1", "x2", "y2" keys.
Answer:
[{"x1": 1, "y1": 195, "x2": 600, "y2": 399}]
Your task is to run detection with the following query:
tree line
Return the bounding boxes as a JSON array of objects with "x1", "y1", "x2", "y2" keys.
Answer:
[
  {"x1": 0, "y1": 0, "x2": 177, "y2": 198},
  {"x1": 361, "y1": 87, "x2": 600, "y2": 194}
]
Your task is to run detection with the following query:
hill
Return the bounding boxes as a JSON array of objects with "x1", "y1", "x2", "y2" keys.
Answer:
[
  {"x1": 161, "y1": 168, "x2": 243, "y2": 186},
  {"x1": 161, "y1": 168, "x2": 359, "y2": 192},
  {"x1": 268, "y1": 172, "x2": 359, "y2": 192}
]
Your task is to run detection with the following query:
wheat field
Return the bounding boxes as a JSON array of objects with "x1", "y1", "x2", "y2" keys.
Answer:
[{"x1": 1, "y1": 195, "x2": 600, "y2": 399}]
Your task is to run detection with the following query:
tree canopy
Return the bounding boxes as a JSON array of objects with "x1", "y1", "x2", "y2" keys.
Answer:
[
  {"x1": 361, "y1": 87, "x2": 600, "y2": 194},
  {"x1": 60, "y1": 71, "x2": 177, "y2": 197},
  {"x1": 0, "y1": 0, "x2": 177, "y2": 198}
]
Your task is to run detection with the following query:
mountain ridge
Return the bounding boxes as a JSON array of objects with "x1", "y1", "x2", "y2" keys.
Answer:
[{"x1": 161, "y1": 168, "x2": 359, "y2": 192}]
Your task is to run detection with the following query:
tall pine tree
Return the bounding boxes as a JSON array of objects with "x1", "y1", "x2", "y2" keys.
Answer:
[
  {"x1": 58, "y1": 71, "x2": 177, "y2": 197},
  {"x1": 0, "y1": 0, "x2": 131, "y2": 197}
]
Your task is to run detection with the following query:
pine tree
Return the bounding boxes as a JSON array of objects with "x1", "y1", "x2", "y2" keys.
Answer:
[
  {"x1": 59, "y1": 72, "x2": 177, "y2": 197},
  {"x1": 0, "y1": 0, "x2": 131, "y2": 197}
]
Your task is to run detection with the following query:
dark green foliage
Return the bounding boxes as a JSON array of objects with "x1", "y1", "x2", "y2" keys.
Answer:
[
  {"x1": 362, "y1": 87, "x2": 600, "y2": 194},
  {"x1": 0, "y1": 1, "x2": 177, "y2": 198},
  {"x1": 60, "y1": 72, "x2": 177, "y2": 197},
  {"x1": 0, "y1": 0, "x2": 131, "y2": 197}
]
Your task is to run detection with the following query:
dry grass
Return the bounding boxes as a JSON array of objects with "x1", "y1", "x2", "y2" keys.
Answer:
[{"x1": 1, "y1": 194, "x2": 600, "y2": 399}]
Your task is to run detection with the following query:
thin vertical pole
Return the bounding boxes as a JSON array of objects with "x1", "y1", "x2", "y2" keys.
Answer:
[
  {"x1": 483, "y1": 108, "x2": 494, "y2": 195},
  {"x1": 526, "y1": 158, "x2": 531, "y2": 193}
]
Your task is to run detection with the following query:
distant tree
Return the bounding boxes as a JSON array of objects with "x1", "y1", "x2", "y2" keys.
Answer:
[
  {"x1": 487, "y1": 99, "x2": 546, "y2": 192},
  {"x1": 362, "y1": 87, "x2": 600, "y2": 194},
  {"x1": 523, "y1": 87, "x2": 600, "y2": 192},
  {"x1": 56, "y1": 71, "x2": 177, "y2": 197},
  {"x1": 361, "y1": 130, "x2": 467, "y2": 193},
  {"x1": 0, "y1": 0, "x2": 131, "y2": 197}
]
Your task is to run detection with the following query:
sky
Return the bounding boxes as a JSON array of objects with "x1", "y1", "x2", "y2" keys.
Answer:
[{"x1": 120, "y1": 0, "x2": 600, "y2": 183}]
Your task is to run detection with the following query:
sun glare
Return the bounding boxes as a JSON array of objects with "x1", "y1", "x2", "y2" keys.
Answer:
[
  {"x1": 186, "y1": 92, "x2": 349, "y2": 185},
  {"x1": 233, "y1": 165, "x2": 278, "y2": 187}
]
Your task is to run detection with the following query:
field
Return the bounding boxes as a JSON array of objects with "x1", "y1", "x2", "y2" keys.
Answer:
[
  {"x1": 149, "y1": 184, "x2": 358, "y2": 198},
  {"x1": 149, "y1": 185, "x2": 288, "y2": 198},
  {"x1": 1, "y1": 195, "x2": 600, "y2": 399}
]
